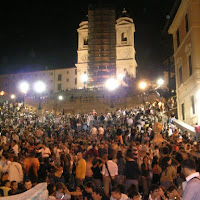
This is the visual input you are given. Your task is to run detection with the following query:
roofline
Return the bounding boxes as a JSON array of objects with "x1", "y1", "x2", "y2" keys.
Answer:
[{"x1": 168, "y1": 0, "x2": 190, "y2": 34}]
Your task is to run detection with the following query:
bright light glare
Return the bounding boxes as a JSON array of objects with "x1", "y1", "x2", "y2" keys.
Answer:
[
  {"x1": 19, "y1": 81, "x2": 29, "y2": 94},
  {"x1": 157, "y1": 78, "x2": 164, "y2": 86},
  {"x1": 33, "y1": 81, "x2": 46, "y2": 93},
  {"x1": 139, "y1": 81, "x2": 147, "y2": 90},
  {"x1": 118, "y1": 73, "x2": 125, "y2": 80},
  {"x1": 81, "y1": 74, "x2": 88, "y2": 83},
  {"x1": 11, "y1": 94, "x2": 15, "y2": 99},
  {"x1": 58, "y1": 95, "x2": 63, "y2": 100},
  {"x1": 105, "y1": 78, "x2": 119, "y2": 91}
]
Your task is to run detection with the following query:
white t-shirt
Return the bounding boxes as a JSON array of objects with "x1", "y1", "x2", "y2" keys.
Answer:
[
  {"x1": 12, "y1": 144, "x2": 19, "y2": 156},
  {"x1": 102, "y1": 160, "x2": 118, "y2": 177},
  {"x1": 38, "y1": 147, "x2": 51, "y2": 158}
]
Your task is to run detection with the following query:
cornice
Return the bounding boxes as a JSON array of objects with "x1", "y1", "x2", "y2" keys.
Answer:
[{"x1": 168, "y1": 0, "x2": 190, "y2": 34}]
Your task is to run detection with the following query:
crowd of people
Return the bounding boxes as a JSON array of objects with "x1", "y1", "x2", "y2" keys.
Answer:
[{"x1": 0, "y1": 99, "x2": 200, "y2": 200}]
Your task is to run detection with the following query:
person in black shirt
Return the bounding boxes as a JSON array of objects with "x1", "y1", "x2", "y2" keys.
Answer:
[
  {"x1": 91, "y1": 158, "x2": 103, "y2": 189},
  {"x1": 124, "y1": 149, "x2": 140, "y2": 193},
  {"x1": 8, "y1": 181, "x2": 21, "y2": 196}
]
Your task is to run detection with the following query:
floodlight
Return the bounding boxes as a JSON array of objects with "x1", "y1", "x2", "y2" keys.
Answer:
[
  {"x1": 105, "y1": 78, "x2": 119, "y2": 91},
  {"x1": 33, "y1": 81, "x2": 46, "y2": 93},
  {"x1": 19, "y1": 81, "x2": 29, "y2": 94}
]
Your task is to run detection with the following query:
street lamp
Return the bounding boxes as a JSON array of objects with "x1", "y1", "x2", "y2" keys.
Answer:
[
  {"x1": 19, "y1": 81, "x2": 29, "y2": 107},
  {"x1": 33, "y1": 81, "x2": 46, "y2": 110},
  {"x1": 54, "y1": 95, "x2": 63, "y2": 115},
  {"x1": 139, "y1": 81, "x2": 147, "y2": 90},
  {"x1": 157, "y1": 78, "x2": 164, "y2": 87},
  {"x1": 58, "y1": 95, "x2": 63, "y2": 100},
  {"x1": 139, "y1": 81, "x2": 147, "y2": 105},
  {"x1": 105, "y1": 78, "x2": 119, "y2": 108},
  {"x1": 11, "y1": 94, "x2": 15, "y2": 99},
  {"x1": 81, "y1": 73, "x2": 88, "y2": 89}
]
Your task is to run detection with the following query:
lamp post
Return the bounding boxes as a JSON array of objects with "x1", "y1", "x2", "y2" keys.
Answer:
[
  {"x1": 105, "y1": 78, "x2": 119, "y2": 108},
  {"x1": 10, "y1": 94, "x2": 15, "y2": 100},
  {"x1": 19, "y1": 81, "x2": 29, "y2": 107},
  {"x1": 81, "y1": 73, "x2": 88, "y2": 89},
  {"x1": 139, "y1": 81, "x2": 147, "y2": 105},
  {"x1": 157, "y1": 78, "x2": 164, "y2": 88},
  {"x1": 33, "y1": 81, "x2": 46, "y2": 110},
  {"x1": 155, "y1": 78, "x2": 165, "y2": 98},
  {"x1": 10, "y1": 94, "x2": 16, "y2": 111},
  {"x1": 55, "y1": 95, "x2": 63, "y2": 115}
]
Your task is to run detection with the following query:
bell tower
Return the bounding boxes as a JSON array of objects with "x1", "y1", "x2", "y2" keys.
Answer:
[
  {"x1": 75, "y1": 18, "x2": 89, "y2": 88},
  {"x1": 116, "y1": 9, "x2": 137, "y2": 84}
]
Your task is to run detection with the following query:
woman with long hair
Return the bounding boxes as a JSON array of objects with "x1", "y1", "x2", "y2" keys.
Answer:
[
  {"x1": 160, "y1": 156, "x2": 177, "y2": 189},
  {"x1": 151, "y1": 156, "x2": 161, "y2": 185},
  {"x1": 141, "y1": 155, "x2": 151, "y2": 198}
]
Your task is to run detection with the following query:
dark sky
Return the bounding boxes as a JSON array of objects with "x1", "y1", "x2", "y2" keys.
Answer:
[{"x1": 0, "y1": 0, "x2": 175, "y2": 78}]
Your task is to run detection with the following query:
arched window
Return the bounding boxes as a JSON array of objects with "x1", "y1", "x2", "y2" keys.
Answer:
[
  {"x1": 121, "y1": 32, "x2": 127, "y2": 43},
  {"x1": 83, "y1": 36, "x2": 88, "y2": 46}
]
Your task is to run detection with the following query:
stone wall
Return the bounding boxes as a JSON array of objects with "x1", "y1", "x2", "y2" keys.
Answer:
[
  {"x1": 24, "y1": 92, "x2": 158, "y2": 115},
  {"x1": 1, "y1": 183, "x2": 48, "y2": 200}
]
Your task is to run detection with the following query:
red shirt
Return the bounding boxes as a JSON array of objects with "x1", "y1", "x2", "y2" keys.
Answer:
[{"x1": 195, "y1": 125, "x2": 200, "y2": 133}]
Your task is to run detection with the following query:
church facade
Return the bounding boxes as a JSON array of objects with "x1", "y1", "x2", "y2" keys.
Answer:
[{"x1": 76, "y1": 6, "x2": 137, "y2": 88}]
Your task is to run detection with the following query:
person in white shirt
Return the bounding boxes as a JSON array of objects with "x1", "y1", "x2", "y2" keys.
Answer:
[
  {"x1": 127, "y1": 117, "x2": 133, "y2": 127},
  {"x1": 12, "y1": 140, "x2": 19, "y2": 156},
  {"x1": 110, "y1": 185, "x2": 129, "y2": 200},
  {"x1": 181, "y1": 158, "x2": 200, "y2": 200},
  {"x1": 102, "y1": 154, "x2": 118, "y2": 197},
  {"x1": 0, "y1": 154, "x2": 11, "y2": 174},
  {"x1": 8, "y1": 156, "x2": 23, "y2": 183},
  {"x1": 36, "y1": 144, "x2": 51, "y2": 158},
  {"x1": 12, "y1": 133, "x2": 19, "y2": 143}
]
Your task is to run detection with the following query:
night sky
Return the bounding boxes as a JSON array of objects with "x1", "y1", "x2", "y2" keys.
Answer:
[{"x1": 0, "y1": 0, "x2": 175, "y2": 78}]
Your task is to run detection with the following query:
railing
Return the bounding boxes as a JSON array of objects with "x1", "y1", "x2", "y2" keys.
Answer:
[
  {"x1": 1, "y1": 182, "x2": 48, "y2": 200},
  {"x1": 173, "y1": 119, "x2": 195, "y2": 139}
]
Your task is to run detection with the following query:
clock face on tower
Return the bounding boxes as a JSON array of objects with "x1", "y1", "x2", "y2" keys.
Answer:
[
  {"x1": 120, "y1": 49, "x2": 130, "y2": 59},
  {"x1": 81, "y1": 55, "x2": 87, "y2": 62}
]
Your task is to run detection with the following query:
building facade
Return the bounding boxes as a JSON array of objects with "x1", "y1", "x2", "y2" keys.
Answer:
[
  {"x1": 76, "y1": 6, "x2": 137, "y2": 88},
  {"x1": 168, "y1": 0, "x2": 200, "y2": 126},
  {"x1": 0, "y1": 68, "x2": 77, "y2": 95}
]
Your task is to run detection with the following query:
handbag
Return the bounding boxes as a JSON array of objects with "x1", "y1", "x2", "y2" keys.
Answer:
[{"x1": 105, "y1": 162, "x2": 117, "y2": 186}]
